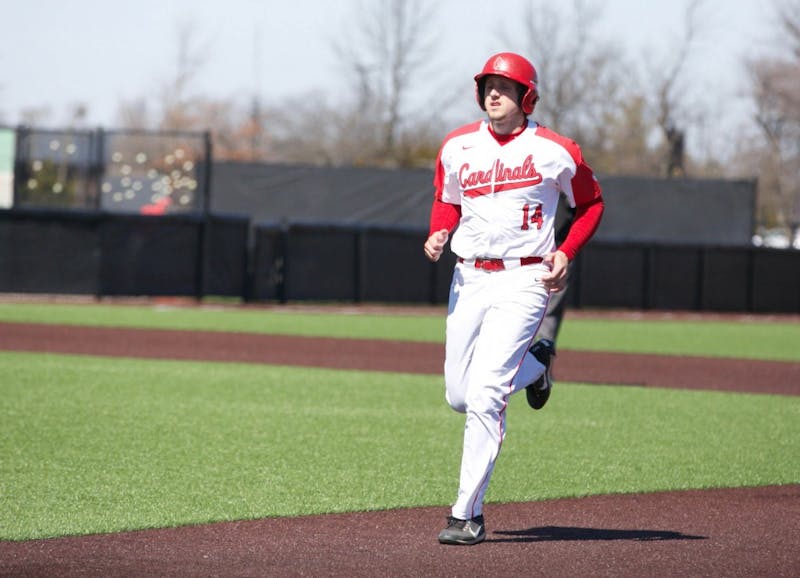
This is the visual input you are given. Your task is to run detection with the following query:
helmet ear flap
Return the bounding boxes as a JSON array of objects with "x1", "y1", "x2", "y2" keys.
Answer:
[
  {"x1": 524, "y1": 88, "x2": 539, "y2": 114},
  {"x1": 475, "y1": 78, "x2": 487, "y2": 111},
  {"x1": 517, "y1": 85, "x2": 528, "y2": 111}
]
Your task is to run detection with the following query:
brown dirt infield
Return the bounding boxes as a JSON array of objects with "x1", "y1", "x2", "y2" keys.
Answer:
[{"x1": 0, "y1": 317, "x2": 798, "y2": 577}]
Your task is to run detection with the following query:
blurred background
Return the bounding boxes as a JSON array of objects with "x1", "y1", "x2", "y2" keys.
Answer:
[{"x1": 0, "y1": 0, "x2": 798, "y2": 309}]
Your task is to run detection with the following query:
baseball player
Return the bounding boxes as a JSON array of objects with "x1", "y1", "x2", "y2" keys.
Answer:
[{"x1": 423, "y1": 52, "x2": 604, "y2": 546}]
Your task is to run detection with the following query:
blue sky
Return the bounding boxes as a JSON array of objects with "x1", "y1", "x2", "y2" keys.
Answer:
[{"x1": 0, "y1": 0, "x2": 777, "y2": 154}]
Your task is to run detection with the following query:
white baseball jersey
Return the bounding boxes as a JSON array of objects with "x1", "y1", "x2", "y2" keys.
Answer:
[{"x1": 436, "y1": 119, "x2": 595, "y2": 260}]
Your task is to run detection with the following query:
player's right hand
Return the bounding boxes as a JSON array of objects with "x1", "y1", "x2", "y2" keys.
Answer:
[{"x1": 424, "y1": 229, "x2": 449, "y2": 262}]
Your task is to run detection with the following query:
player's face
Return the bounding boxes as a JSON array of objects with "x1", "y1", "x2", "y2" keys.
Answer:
[{"x1": 483, "y1": 75, "x2": 525, "y2": 129}]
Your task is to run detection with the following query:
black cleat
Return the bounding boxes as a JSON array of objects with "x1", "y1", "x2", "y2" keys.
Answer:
[
  {"x1": 526, "y1": 339, "x2": 556, "y2": 410},
  {"x1": 438, "y1": 515, "x2": 486, "y2": 545}
]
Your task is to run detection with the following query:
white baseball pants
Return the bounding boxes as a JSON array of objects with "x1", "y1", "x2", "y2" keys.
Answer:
[{"x1": 444, "y1": 260, "x2": 551, "y2": 520}]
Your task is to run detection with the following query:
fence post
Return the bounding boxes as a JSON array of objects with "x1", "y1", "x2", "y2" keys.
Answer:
[
  {"x1": 93, "y1": 127, "x2": 105, "y2": 211},
  {"x1": 12, "y1": 125, "x2": 29, "y2": 208},
  {"x1": 202, "y1": 131, "x2": 213, "y2": 214}
]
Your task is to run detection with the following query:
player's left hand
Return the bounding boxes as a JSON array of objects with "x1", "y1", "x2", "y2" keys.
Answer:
[{"x1": 540, "y1": 250, "x2": 569, "y2": 292}]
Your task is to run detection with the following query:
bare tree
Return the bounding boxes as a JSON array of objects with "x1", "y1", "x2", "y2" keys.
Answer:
[
  {"x1": 748, "y1": 0, "x2": 800, "y2": 233},
  {"x1": 514, "y1": 1, "x2": 625, "y2": 135},
  {"x1": 331, "y1": 0, "x2": 439, "y2": 166},
  {"x1": 115, "y1": 97, "x2": 151, "y2": 130},
  {"x1": 591, "y1": 94, "x2": 662, "y2": 175},
  {"x1": 508, "y1": 0, "x2": 657, "y2": 175},
  {"x1": 19, "y1": 106, "x2": 52, "y2": 127},
  {"x1": 160, "y1": 20, "x2": 213, "y2": 131},
  {"x1": 65, "y1": 102, "x2": 89, "y2": 130},
  {"x1": 247, "y1": 22, "x2": 266, "y2": 163},
  {"x1": 645, "y1": 0, "x2": 708, "y2": 178}
]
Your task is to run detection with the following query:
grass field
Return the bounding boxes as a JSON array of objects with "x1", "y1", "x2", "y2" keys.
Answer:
[{"x1": 1, "y1": 302, "x2": 798, "y2": 541}]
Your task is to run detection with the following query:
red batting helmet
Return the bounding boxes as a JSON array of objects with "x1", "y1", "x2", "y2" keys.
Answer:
[{"x1": 474, "y1": 52, "x2": 539, "y2": 114}]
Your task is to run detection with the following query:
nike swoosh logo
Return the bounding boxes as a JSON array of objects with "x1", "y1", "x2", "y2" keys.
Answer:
[{"x1": 462, "y1": 145, "x2": 475, "y2": 150}]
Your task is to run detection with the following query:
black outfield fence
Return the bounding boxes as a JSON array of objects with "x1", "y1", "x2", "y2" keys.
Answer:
[
  {"x1": 0, "y1": 209, "x2": 247, "y2": 299},
  {"x1": 571, "y1": 243, "x2": 799, "y2": 313},
  {"x1": 0, "y1": 208, "x2": 101, "y2": 294},
  {"x1": 1, "y1": 208, "x2": 797, "y2": 313}
]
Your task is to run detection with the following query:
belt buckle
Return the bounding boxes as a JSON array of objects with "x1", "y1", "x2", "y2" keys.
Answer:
[{"x1": 476, "y1": 258, "x2": 504, "y2": 271}]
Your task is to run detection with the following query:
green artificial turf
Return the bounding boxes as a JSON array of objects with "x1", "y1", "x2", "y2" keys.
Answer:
[
  {"x1": 557, "y1": 317, "x2": 800, "y2": 362},
  {"x1": 1, "y1": 351, "x2": 797, "y2": 541},
  {"x1": 0, "y1": 302, "x2": 446, "y2": 342}
]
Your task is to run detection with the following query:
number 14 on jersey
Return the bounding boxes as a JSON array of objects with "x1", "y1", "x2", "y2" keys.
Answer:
[{"x1": 521, "y1": 203, "x2": 543, "y2": 230}]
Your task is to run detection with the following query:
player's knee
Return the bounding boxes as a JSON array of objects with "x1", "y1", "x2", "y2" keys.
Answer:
[
  {"x1": 445, "y1": 389, "x2": 467, "y2": 413},
  {"x1": 465, "y1": 389, "x2": 505, "y2": 416}
]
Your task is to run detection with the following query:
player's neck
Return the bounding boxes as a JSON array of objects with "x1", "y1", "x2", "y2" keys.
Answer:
[{"x1": 488, "y1": 115, "x2": 527, "y2": 136}]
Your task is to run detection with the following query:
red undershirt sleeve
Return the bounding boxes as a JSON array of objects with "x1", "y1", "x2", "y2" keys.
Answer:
[
  {"x1": 557, "y1": 196, "x2": 604, "y2": 261},
  {"x1": 429, "y1": 198, "x2": 461, "y2": 236}
]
